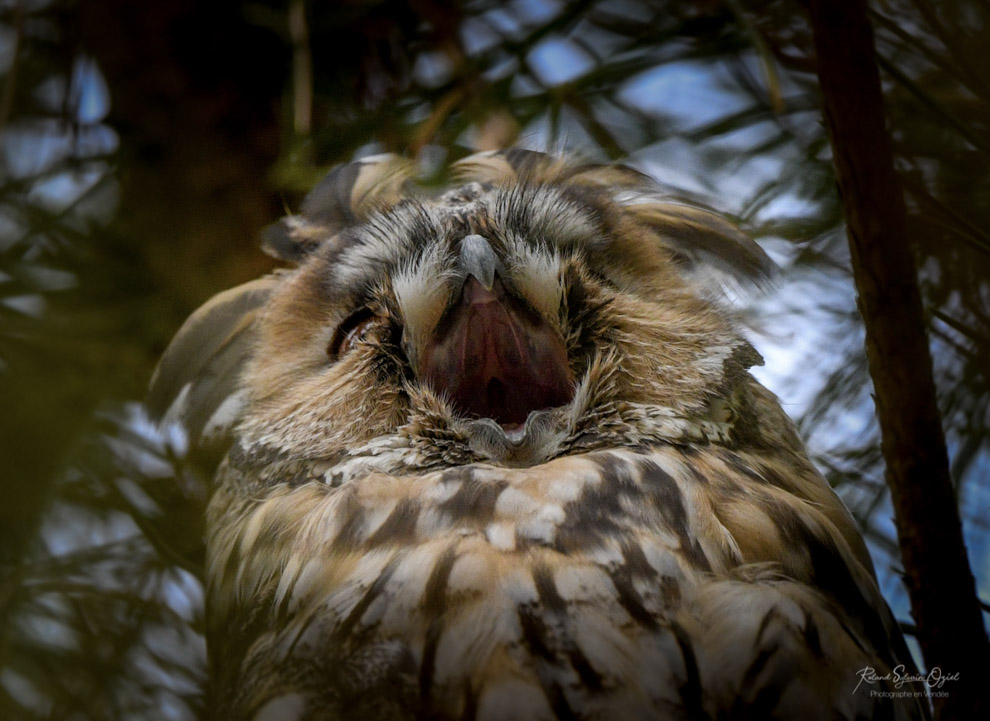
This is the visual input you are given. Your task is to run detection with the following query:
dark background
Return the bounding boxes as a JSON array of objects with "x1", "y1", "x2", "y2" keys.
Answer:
[{"x1": 1, "y1": 1, "x2": 987, "y2": 718}]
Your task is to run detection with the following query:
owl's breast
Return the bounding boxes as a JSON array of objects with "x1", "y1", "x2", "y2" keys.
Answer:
[{"x1": 206, "y1": 446, "x2": 913, "y2": 720}]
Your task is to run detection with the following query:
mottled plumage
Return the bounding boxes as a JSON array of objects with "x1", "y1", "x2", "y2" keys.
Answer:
[{"x1": 150, "y1": 150, "x2": 929, "y2": 720}]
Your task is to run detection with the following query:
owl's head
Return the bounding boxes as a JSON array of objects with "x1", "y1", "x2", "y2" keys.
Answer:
[{"x1": 150, "y1": 150, "x2": 773, "y2": 470}]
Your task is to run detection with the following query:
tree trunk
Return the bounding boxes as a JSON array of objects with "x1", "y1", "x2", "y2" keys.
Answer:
[{"x1": 807, "y1": 1, "x2": 990, "y2": 719}]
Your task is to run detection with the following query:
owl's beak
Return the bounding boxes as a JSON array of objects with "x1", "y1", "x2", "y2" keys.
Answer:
[
  {"x1": 420, "y1": 250, "x2": 574, "y2": 429},
  {"x1": 458, "y1": 234, "x2": 498, "y2": 291}
]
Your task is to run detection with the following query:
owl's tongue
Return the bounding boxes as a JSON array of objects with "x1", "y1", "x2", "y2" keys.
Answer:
[{"x1": 421, "y1": 276, "x2": 574, "y2": 429}]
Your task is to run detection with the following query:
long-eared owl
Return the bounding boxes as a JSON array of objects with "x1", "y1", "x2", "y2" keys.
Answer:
[{"x1": 149, "y1": 150, "x2": 929, "y2": 720}]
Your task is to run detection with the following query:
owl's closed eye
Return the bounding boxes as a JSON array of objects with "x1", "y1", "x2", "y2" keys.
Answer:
[{"x1": 150, "y1": 150, "x2": 929, "y2": 721}]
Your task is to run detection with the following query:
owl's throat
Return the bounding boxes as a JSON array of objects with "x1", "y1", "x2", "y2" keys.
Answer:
[{"x1": 421, "y1": 276, "x2": 574, "y2": 429}]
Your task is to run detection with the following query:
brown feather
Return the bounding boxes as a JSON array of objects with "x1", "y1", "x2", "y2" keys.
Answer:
[{"x1": 148, "y1": 274, "x2": 282, "y2": 456}]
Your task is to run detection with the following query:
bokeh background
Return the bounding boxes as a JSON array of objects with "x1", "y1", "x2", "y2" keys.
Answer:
[{"x1": 1, "y1": 1, "x2": 988, "y2": 718}]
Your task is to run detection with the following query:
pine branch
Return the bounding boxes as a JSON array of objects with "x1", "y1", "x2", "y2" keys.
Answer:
[{"x1": 807, "y1": 1, "x2": 990, "y2": 719}]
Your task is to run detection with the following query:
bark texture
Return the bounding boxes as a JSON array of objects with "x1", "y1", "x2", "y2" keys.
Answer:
[{"x1": 807, "y1": 1, "x2": 990, "y2": 719}]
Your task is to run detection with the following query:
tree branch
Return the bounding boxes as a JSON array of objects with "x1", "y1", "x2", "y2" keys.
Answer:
[{"x1": 806, "y1": 1, "x2": 990, "y2": 719}]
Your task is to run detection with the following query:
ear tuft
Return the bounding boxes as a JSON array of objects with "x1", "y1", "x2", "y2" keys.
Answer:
[
  {"x1": 262, "y1": 154, "x2": 416, "y2": 263},
  {"x1": 624, "y1": 201, "x2": 776, "y2": 287},
  {"x1": 561, "y1": 163, "x2": 654, "y2": 190},
  {"x1": 452, "y1": 149, "x2": 563, "y2": 186},
  {"x1": 261, "y1": 216, "x2": 325, "y2": 262}
]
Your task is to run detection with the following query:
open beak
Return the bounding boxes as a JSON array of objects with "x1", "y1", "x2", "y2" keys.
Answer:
[{"x1": 419, "y1": 236, "x2": 574, "y2": 429}]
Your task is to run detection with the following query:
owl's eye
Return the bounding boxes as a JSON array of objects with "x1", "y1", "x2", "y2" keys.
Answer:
[{"x1": 327, "y1": 308, "x2": 377, "y2": 360}]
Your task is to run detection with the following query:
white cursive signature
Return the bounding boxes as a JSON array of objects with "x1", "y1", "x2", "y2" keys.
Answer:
[{"x1": 853, "y1": 665, "x2": 961, "y2": 694}]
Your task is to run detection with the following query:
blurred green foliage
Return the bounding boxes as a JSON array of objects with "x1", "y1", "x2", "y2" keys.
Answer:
[{"x1": 1, "y1": 1, "x2": 987, "y2": 718}]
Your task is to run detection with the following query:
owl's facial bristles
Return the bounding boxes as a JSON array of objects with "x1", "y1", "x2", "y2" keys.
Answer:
[
  {"x1": 502, "y1": 243, "x2": 562, "y2": 326},
  {"x1": 392, "y1": 239, "x2": 459, "y2": 373}
]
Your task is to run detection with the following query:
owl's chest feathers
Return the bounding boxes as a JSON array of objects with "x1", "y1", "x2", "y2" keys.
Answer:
[
  {"x1": 207, "y1": 435, "x2": 882, "y2": 719},
  {"x1": 210, "y1": 429, "x2": 856, "y2": 630}
]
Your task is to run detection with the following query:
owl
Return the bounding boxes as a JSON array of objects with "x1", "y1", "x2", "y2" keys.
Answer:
[{"x1": 149, "y1": 150, "x2": 930, "y2": 720}]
